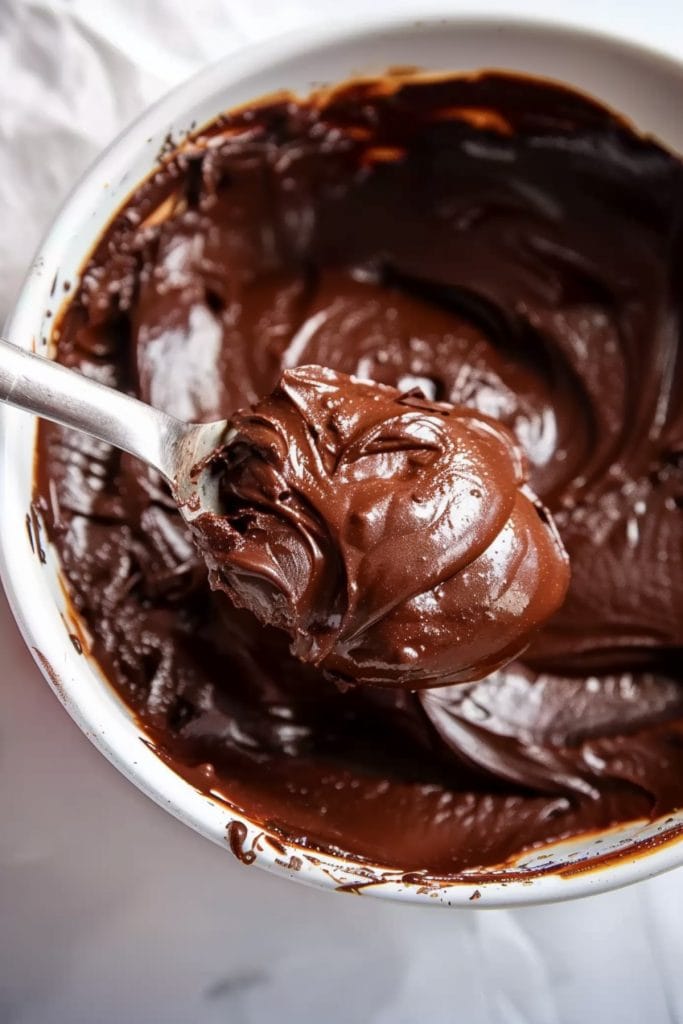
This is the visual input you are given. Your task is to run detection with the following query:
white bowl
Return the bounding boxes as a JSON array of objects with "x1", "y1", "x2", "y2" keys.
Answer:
[{"x1": 4, "y1": 12, "x2": 683, "y2": 907}]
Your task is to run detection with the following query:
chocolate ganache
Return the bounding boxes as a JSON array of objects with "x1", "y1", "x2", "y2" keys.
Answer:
[
  {"x1": 35, "y1": 71, "x2": 683, "y2": 873},
  {"x1": 191, "y1": 365, "x2": 569, "y2": 688}
]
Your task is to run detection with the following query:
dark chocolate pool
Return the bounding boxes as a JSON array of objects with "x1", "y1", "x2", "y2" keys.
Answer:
[{"x1": 35, "y1": 71, "x2": 683, "y2": 874}]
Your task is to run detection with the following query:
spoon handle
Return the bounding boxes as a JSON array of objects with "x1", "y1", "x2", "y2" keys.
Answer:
[{"x1": 0, "y1": 337, "x2": 183, "y2": 480}]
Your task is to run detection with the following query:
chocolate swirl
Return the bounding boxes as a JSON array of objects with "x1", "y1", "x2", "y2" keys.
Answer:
[
  {"x1": 33, "y1": 71, "x2": 683, "y2": 873},
  {"x1": 191, "y1": 366, "x2": 569, "y2": 687}
]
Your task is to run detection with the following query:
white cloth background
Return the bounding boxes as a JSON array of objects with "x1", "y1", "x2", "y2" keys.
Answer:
[{"x1": 2, "y1": 2, "x2": 683, "y2": 1022}]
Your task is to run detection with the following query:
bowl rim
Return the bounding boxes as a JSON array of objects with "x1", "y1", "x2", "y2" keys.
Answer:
[{"x1": 4, "y1": 8, "x2": 683, "y2": 907}]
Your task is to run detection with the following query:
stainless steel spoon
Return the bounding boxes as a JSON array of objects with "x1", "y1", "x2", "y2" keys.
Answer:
[{"x1": 0, "y1": 337, "x2": 230, "y2": 519}]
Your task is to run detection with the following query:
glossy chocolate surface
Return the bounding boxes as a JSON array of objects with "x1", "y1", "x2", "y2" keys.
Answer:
[
  {"x1": 191, "y1": 364, "x2": 569, "y2": 688},
  {"x1": 35, "y1": 72, "x2": 683, "y2": 873}
]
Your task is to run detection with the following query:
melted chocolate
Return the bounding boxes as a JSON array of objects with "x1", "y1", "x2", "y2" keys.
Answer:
[
  {"x1": 35, "y1": 71, "x2": 683, "y2": 874},
  {"x1": 192, "y1": 365, "x2": 569, "y2": 687}
]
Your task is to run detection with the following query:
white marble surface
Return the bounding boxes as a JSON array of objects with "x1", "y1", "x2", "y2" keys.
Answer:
[{"x1": 3, "y1": 2, "x2": 683, "y2": 1021}]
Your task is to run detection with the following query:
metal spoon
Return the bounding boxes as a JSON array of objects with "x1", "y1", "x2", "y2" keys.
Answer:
[{"x1": 0, "y1": 337, "x2": 229, "y2": 519}]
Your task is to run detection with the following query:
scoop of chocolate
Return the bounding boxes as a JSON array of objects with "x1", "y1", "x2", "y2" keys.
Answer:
[{"x1": 191, "y1": 365, "x2": 569, "y2": 687}]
